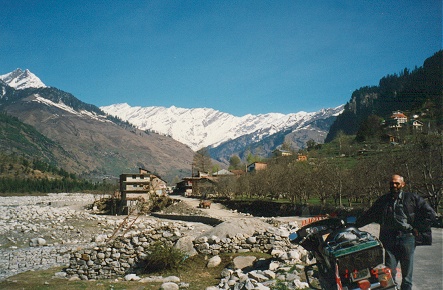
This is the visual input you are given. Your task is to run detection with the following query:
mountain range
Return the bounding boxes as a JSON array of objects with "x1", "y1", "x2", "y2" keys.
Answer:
[
  {"x1": 100, "y1": 103, "x2": 343, "y2": 163},
  {"x1": 0, "y1": 68, "x2": 342, "y2": 180},
  {"x1": 0, "y1": 69, "x2": 195, "y2": 182}
]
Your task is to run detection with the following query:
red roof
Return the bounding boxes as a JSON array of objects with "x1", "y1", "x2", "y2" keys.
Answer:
[{"x1": 391, "y1": 113, "x2": 407, "y2": 118}]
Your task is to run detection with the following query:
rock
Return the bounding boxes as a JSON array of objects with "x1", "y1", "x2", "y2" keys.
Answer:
[
  {"x1": 285, "y1": 273, "x2": 299, "y2": 282},
  {"x1": 232, "y1": 256, "x2": 256, "y2": 270},
  {"x1": 248, "y1": 271, "x2": 268, "y2": 282},
  {"x1": 243, "y1": 279, "x2": 255, "y2": 289},
  {"x1": 94, "y1": 234, "x2": 108, "y2": 243},
  {"x1": 288, "y1": 250, "x2": 300, "y2": 260},
  {"x1": 293, "y1": 280, "x2": 310, "y2": 289},
  {"x1": 220, "y1": 268, "x2": 233, "y2": 278},
  {"x1": 160, "y1": 282, "x2": 179, "y2": 290},
  {"x1": 29, "y1": 237, "x2": 47, "y2": 247},
  {"x1": 163, "y1": 231, "x2": 174, "y2": 238},
  {"x1": 277, "y1": 228, "x2": 290, "y2": 238},
  {"x1": 270, "y1": 248, "x2": 283, "y2": 256},
  {"x1": 163, "y1": 276, "x2": 180, "y2": 283},
  {"x1": 207, "y1": 255, "x2": 222, "y2": 268},
  {"x1": 124, "y1": 274, "x2": 141, "y2": 281},
  {"x1": 208, "y1": 235, "x2": 220, "y2": 244},
  {"x1": 263, "y1": 270, "x2": 276, "y2": 280},
  {"x1": 111, "y1": 252, "x2": 120, "y2": 259},
  {"x1": 178, "y1": 282, "x2": 190, "y2": 288},
  {"x1": 246, "y1": 236, "x2": 257, "y2": 244},
  {"x1": 257, "y1": 284, "x2": 271, "y2": 290},
  {"x1": 268, "y1": 261, "x2": 280, "y2": 271},
  {"x1": 53, "y1": 271, "x2": 67, "y2": 278},
  {"x1": 139, "y1": 276, "x2": 165, "y2": 283},
  {"x1": 174, "y1": 236, "x2": 198, "y2": 257}
]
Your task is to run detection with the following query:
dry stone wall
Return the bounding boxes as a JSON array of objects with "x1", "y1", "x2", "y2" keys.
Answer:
[
  {"x1": 0, "y1": 243, "x2": 94, "y2": 281},
  {"x1": 64, "y1": 222, "x2": 303, "y2": 281}
]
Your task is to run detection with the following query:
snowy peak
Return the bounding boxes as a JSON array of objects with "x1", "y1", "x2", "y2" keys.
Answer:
[
  {"x1": 0, "y1": 68, "x2": 47, "y2": 90},
  {"x1": 100, "y1": 103, "x2": 344, "y2": 151}
]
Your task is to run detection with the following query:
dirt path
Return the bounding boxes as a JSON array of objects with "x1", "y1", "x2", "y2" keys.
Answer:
[
  {"x1": 170, "y1": 195, "x2": 247, "y2": 220},
  {"x1": 170, "y1": 195, "x2": 307, "y2": 227}
]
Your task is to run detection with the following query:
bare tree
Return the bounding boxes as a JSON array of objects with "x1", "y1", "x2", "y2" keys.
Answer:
[
  {"x1": 192, "y1": 147, "x2": 212, "y2": 174},
  {"x1": 404, "y1": 133, "x2": 442, "y2": 211},
  {"x1": 285, "y1": 161, "x2": 311, "y2": 205},
  {"x1": 215, "y1": 176, "x2": 237, "y2": 199}
]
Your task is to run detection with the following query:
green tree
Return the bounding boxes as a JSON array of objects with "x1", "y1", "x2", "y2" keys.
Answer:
[
  {"x1": 229, "y1": 155, "x2": 242, "y2": 170},
  {"x1": 306, "y1": 139, "x2": 317, "y2": 151},
  {"x1": 246, "y1": 152, "x2": 263, "y2": 165},
  {"x1": 356, "y1": 115, "x2": 384, "y2": 142},
  {"x1": 211, "y1": 164, "x2": 220, "y2": 173}
]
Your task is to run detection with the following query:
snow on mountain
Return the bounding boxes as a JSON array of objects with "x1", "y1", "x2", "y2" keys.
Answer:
[
  {"x1": 32, "y1": 94, "x2": 109, "y2": 122},
  {"x1": 0, "y1": 68, "x2": 47, "y2": 90},
  {"x1": 101, "y1": 103, "x2": 344, "y2": 151}
]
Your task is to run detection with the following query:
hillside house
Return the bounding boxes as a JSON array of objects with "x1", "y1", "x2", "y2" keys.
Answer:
[
  {"x1": 247, "y1": 162, "x2": 267, "y2": 172},
  {"x1": 382, "y1": 134, "x2": 400, "y2": 144},
  {"x1": 175, "y1": 175, "x2": 217, "y2": 198},
  {"x1": 119, "y1": 168, "x2": 167, "y2": 213},
  {"x1": 272, "y1": 148, "x2": 293, "y2": 157},
  {"x1": 389, "y1": 111, "x2": 408, "y2": 128},
  {"x1": 192, "y1": 176, "x2": 218, "y2": 198},
  {"x1": 212, "y1": 169, "x2": 234, "y2": 176},
  {"x1": 411, "y1": 119, "x2": 424, "y2": 131},
  {"x1": 174, "y1": 179, "x2": 193, "y2": 196},
  {"x1": 297, "y1": 154, "x2": 308, "y2": 161}
]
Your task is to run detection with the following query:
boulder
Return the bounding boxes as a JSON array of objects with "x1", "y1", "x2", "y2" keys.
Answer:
[
  {"x1": 124, "y1": 274, "x2": 141, "y2": 281},
  {"x1": 160, "y1": 282, "x2": 179, "y2": 290},
  {"x1": 29, "y1": 237, "x2": 47, "y2": 247},
  {"x1": 174, "y1": 236, "x2": 198, "y2": 257},
  {"x1": 207, "y1": 255, "x2": 222, "y2": 268},
  {"x1": 232, "y1": 255, "x2": 256, "y2": 270}
]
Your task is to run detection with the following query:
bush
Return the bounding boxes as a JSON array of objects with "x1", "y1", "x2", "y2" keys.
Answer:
[{"x1": 143, "y1": 242, "x2": 187, "y2": 272}]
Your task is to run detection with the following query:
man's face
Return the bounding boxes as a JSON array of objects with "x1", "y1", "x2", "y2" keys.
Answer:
[{"x1": 390, "y1": 176, "x2": 404, "y2": 195}]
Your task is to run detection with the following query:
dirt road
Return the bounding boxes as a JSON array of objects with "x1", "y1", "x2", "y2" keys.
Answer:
[
  {"x1": 170, "y1": 195, "x2": 306, "y2": 225},
  {"x1": 170, "y1": 195, "x2": 247, "y2": 219}
]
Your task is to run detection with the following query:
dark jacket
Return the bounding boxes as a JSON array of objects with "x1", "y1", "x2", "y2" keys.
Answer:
[{"x1": 356, "y1": 191, "x2": 436, "y2": 245}]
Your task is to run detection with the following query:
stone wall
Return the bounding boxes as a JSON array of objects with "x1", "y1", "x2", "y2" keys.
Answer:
[
  {"x1": 64, "y1": 223, "x2": 301, "y2": 281},
  {"x1": 0, "y1": 243, "x2": 94, "y2": 281}
]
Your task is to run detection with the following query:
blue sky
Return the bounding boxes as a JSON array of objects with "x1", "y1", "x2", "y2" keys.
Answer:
[{"x1": 1, "y1": 1, "x2": 441, "y2": 116}]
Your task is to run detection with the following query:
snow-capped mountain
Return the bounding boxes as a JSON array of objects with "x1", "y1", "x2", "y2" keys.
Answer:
[
  {"x1": 0, "y1": 67, "x2": 344, "y2": 162},
  {"x1": 0, "y1": 68, "x2": 47, "y2": 90},
  {"x1": 101, "y1": 103, "x2": 344, "y2": 151},
  {"x1": 0, "y1": 70, "x2": 194, "y2": 181}
]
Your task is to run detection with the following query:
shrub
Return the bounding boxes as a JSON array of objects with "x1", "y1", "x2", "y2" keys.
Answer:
[{"x1": 143, "y1": 242, "x2": 187, "y2": 272}]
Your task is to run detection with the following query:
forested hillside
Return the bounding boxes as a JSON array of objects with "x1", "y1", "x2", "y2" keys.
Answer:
[{"x1": 326, "y1": 50, "x2": 442, "y2": 142}]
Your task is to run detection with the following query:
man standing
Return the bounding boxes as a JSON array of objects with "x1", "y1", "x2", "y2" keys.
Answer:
[{"x1": 355, "y1": 174, "x2": 436, "y2": 290}]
